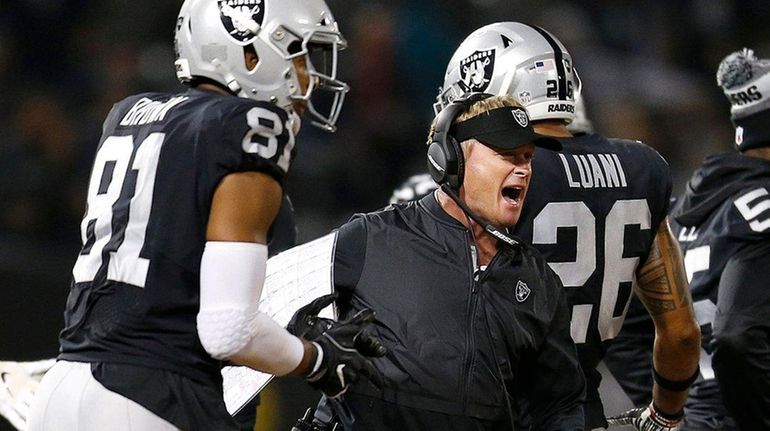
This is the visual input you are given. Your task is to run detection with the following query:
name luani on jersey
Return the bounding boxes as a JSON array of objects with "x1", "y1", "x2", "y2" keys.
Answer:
[
  {"x1": 120, "y1": 96, "x2": 189, "y2": 127},
  {"x1": 557, "y1": 153, "x2": 628, "y2": 189}
]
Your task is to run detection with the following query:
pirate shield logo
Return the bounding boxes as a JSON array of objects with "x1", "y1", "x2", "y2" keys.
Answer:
[
  {"x1": 219, "y1": 0, "x2": 265, "y2": 43},
  {"x1": 511, "y1": 108, "x2": 529, "y2": 128},
  {"x1": 515, "y1": 280, "x2": 531, "y2": 303},
  {"x1": 459, "y1": 49, "x2": 496, "y2": 92}
]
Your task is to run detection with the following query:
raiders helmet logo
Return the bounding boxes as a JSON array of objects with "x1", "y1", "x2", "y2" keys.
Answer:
[
  {"x1": 219, "y1": 0, "x2": 265, "y2": 43},
  {"x1": 460, "y1": 49, "x2": 496, "y2": 92},
  {"x1": 515, "y1": 280, "x2": 531, "y2": 303},
  {"x1": 511, "y1": 108, "x2": 529, "y2": 128}
]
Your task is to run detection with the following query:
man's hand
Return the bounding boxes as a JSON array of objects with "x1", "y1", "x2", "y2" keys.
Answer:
[
  {"x1": 305, "y1": 309, "x2": 387, "y2": 398},
  {"x1": 288, "y1": 293, "x2": 387, "y2": 357},
  {"x1": 287, "y1": 293, "x2": 337, "y2": 340},
  {"x1": 607, "y1": 403, "x2": 683, "y2": 431}
]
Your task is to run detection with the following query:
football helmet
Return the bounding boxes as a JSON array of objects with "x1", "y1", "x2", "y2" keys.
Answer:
[
  {"x1": 566, "y1": 95, "x2": 594, "y2": 135},
  {"x1": 175, "y1": 0, "x2": 349, "y2": 131},
  {"x1": 436, "y1": 22, "x2": 581, "y2": 123},
  {"x1": 389, "y1": 173, "x2": 438, "y2": 204}
]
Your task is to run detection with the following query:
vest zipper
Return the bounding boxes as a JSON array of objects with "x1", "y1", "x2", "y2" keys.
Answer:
[{"x1": 460, "y1": 233, "x2": 479, "y2": 412}]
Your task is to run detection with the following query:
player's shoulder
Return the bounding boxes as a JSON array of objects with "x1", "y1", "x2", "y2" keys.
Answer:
[
  {"x1": 191, "y1": 91, "x2": 291, "y2": 126},
  {"x1": 186, "y1": 91, "x2": 296, "y2": 176},
  {"x1": 600, "y1": 136, "x2": 672, "y2": 187},
  {"x1": 605, "y1": 135, "x2": 668, "y2": 166},
  {"x1": 102, "y1": 91, "x2": 189, "y2": 132},
  {"x1": 559, "y1": 133, "x2": 669, "y2": 171}
]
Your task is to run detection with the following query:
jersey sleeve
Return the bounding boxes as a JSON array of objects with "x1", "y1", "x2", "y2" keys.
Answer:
[
  {"x1": 201, "y1": 100, "x2": 296, "y2": 188},
  {"x1": 646, "y1": 147, "x2": 674, "y2": 232}
]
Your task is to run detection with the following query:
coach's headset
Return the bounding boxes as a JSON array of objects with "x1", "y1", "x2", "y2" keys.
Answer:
[
  {"x1": 426, "y1": 92, "x2": 561, "y2": 247},
  {"x1": 427, "y1": 92, "x2": 493, "y2": 190}
]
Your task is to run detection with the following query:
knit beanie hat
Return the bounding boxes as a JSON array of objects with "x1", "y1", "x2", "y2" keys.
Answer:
[{"x1": 717, "y1": 48, "x2": 770, "y2": 151}]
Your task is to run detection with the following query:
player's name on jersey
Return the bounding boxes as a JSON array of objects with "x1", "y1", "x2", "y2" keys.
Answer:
[
  {"x1": 120, "y1": 96, "x2": 189, "y2": 127},
  {"x1": 557, "y1": 153, "x2": 628, "y2": 189}
]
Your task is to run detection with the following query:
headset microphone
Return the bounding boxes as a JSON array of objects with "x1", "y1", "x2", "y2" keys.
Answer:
[{"x1": 440, "y1": 185, "x2": 520, "y2": 247}]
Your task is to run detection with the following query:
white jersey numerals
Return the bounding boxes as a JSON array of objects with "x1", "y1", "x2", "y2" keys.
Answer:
[
  {"x1": 241, "y1": 106, "x2": 295, "y2": 173},
  {"x1": 72, "y1": 133, "x2": 164, "y2": 288},
  {"x1": 734, "y1": 187, "x2": 770, "y2": 232},
  {"x1": 682, "y1": 245, "x2": 716, "y2": 380},
  {"x1": 533, "y1": 199, "x2": 651, "y2": 343}
]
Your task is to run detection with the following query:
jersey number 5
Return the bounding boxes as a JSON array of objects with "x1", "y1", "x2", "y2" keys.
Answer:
[
  {"x1": 72, "y1": 133, "x2": 164, "y2": 288},
  {"x1": 533, "y1": 199, "x2": 651, "y2": 343}
]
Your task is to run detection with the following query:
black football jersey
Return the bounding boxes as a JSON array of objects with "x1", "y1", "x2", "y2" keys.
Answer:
[
  {"x1": 670, "y1": 152, "x2": 770, "y2": 425},
  {"x1": 59, "y1": 88, "x2": 297, "y2": 386},
  {"x1": 513, "y1": 133, "x2": 672, "y2": 427}
]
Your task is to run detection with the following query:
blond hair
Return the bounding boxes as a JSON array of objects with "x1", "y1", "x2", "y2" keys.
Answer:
[{"x1": 456, "y1": 95, "x2": 523, "y2": 122}]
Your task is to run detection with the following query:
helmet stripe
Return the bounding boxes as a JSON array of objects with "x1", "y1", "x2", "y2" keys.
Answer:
[{"x1": 526, "y1": 24, "x2": 567, "y2": 101}]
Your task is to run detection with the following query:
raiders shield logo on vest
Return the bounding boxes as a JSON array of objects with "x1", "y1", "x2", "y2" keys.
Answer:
[{"x1": 515, "y1": 280, "x2": 531, "y2": 303}]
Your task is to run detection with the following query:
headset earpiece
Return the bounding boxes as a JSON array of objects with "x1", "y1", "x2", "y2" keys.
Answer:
[{"x1": 427, "y1": 92, "x2": 493, "y2": 190}]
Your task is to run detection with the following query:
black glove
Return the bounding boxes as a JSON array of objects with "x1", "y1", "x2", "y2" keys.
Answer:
[
  {"x1": 607, "y1": 403, "x2": 683, "y2": 431},
  {"x1": 287, "y1": 293, "x2": 385, "y2": 356},
  {"x1": 287, "y1": 293, "x2": 337, "y2": 340},
  {"x1": 305, "y1": 308, "x2": 387, "y2": 398}
]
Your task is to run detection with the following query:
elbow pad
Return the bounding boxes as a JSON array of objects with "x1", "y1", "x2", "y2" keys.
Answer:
[
  {"x1": 197, "y1": 307, "x2": 260, "y2": 360},
  {"x1": 196, "y1": 241, "x2": 303, "y2": 375}
]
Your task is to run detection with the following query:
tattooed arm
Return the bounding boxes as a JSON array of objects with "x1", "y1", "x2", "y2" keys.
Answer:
[{"x1": 635, "y1": 217, "x2": 701, "y2": 416}]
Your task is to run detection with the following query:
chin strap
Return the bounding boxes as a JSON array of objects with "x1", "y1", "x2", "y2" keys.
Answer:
[
  {"x1": 211, "y1": 58, "x2": 243, "y2": 95},
  {"x1": 289, "y1": 110, "x2": 303, "y2": 135}
]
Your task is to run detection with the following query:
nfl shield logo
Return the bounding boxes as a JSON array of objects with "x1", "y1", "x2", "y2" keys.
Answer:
[
  {"x1": 219, "y1": 0, "x2": 265, "y2": 43},
  {"x1": 515, "y1": 280, "x2": 531, "y2": 303},
  {"x1": 459, "y1": 49, "x2": 496, "y2": 92},
  {"x1": 518, "y1": 91, "x2": 532, "y2": 104}
]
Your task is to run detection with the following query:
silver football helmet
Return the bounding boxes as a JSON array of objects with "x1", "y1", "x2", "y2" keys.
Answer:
[
  {"x1": 175, "y1": 0, "x2": 349, "y2": 132},
  {"x1": 436, "y1": 22, "x2": 581, "y2": 123}
]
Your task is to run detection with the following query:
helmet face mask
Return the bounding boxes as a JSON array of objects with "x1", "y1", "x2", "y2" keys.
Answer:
[
  {"x1": 285, "y1": 33, "x2": 349, "y2": 132},
  {"x1": 174, "y1": 0, "x2": 348, "y2": 132},
  {"x1": 436, "y1": 22, "x2": 581, "y2": 123}
]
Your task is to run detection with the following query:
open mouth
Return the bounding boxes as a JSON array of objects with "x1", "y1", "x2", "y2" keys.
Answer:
[{"x1": 502, "y1": 186, "x2": 523, "y2": 203}]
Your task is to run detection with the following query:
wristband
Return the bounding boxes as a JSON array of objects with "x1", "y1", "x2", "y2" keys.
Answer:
[
  {"x1": 310, "y1": 342, "x2": 324, "y2": 375},
  {"x1": 651, "y1": 401, "x2": 684, "y2": 422},
  {"x1": 653, "y1": 366, "x2": 699, "y2": 392}
]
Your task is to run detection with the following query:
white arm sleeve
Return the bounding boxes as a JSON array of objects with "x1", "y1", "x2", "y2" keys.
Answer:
[{"x1": 197, "y1": 241, "x2": 305, "y2": 376}]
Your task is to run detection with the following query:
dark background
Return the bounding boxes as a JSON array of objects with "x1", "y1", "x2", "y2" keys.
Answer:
[{"x1": 1, "y1": 1, "x2": 769, "y2": 430}]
